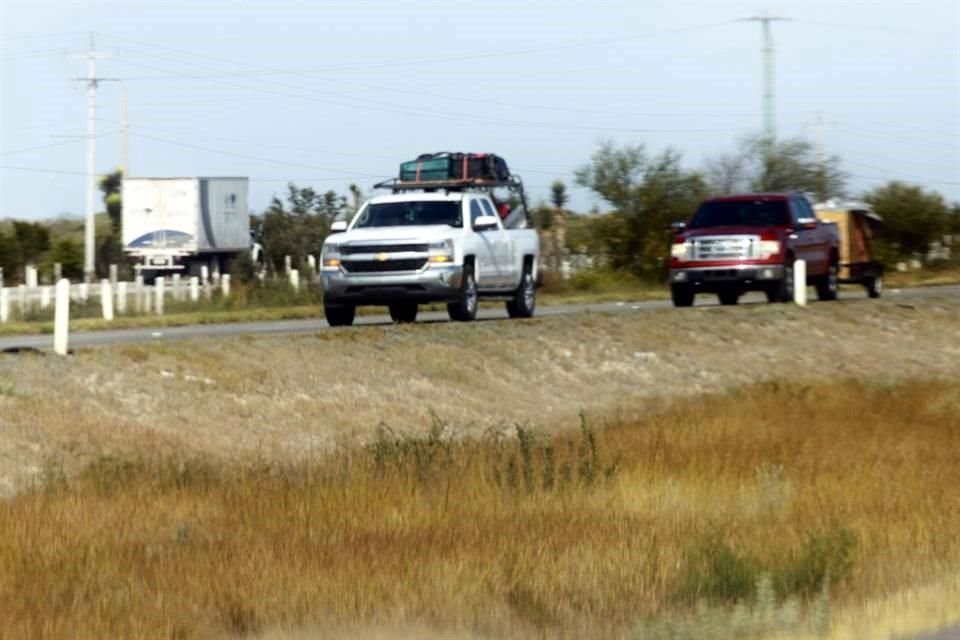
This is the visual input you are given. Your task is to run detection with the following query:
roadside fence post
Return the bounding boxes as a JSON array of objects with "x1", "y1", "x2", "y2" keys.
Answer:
[
  {"x1": 284, "y1": 255, "x2": 292, "y2": 274},
  {"x1": 0, "y1": 288, "x2": 8, "y2": 323},
  {"x1": 116, "y1": 281, "x2": 127, "y2": 315},
  {"x1": 189, "y1": 276, "x2": 200, "y2": 302},
  {"x1": 78, "y1": 282, "x2": 89, "y2": 304},
  {"x1": 100, "y1": 280, "x2": 114, "y2": 321},
  {"x1": 289, "y1": 269, "x2": 300, "y2": 292},
  {"x1": 221, "y1": 273, "x2": 231, "y2": 297},
  {"x1": 172, "y1": 273, "x2": 181, "y2": 301},
  {"x1": 53, "y1": 263, "x2": 62, "y2": 282},
  {"x1": 40, "y1": 286, "x2": 51, "y2": 310},
  {"x1": 17, "y1": 284, "x2": 27, "y2": 317},
  {"x1": 135, "y1": 275, "x2": 144, "y2": 313},
  {"x1": 109, "y1": 264, "x2": 118, "y2": 285},
  {"x1": 155, "y1": 277, "x2": 165, "y2": 315},
  {"x1": 25, "y1": 265, "x2": 38, "y2": 288}
]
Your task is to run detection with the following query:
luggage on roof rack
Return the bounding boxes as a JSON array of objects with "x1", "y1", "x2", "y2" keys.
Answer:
[{"x1": 399, "y1": 152, "x2": 511, "y2": 183}]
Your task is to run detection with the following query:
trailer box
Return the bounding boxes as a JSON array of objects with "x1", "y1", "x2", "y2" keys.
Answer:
[{"x1": 122, "y1": 177, "x2": 249, "y2": 257}]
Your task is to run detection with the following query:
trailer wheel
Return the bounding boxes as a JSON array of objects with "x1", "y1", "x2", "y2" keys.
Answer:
[
  {"x1": 671, "y1": 284, "x2": 695, "y2": 307},
  {"x1": 866, "y1": 274, "x2": 883, "y2": 298},
  {"x1": 389, "y1": 303, "x2": 418, "y2": 324},
  {"x1": 717, "y1": 288, "x2": 740, "y2": 306},
  {"x1": 324, "y1": 304, "x2": 355, "y2": 327}
]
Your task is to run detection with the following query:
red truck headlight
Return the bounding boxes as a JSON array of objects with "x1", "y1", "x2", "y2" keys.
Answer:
[
  {"x1": 671, "y1": 241, "x2": 691, "y2": 259},
  {"x1": 757, "y1": 240, "x2": 781, "y2": 259}
]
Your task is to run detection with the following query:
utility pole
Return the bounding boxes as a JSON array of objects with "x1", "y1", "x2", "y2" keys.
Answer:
[
  {"x1": 74, "y1": 33, "x2": 119, "y2": 283},
  {"x1": 739, "y1": 13, "x2": 792, "y2": 150},
  {"x1": 121, "y1": 84, "x2": 129, "y2": 178}
]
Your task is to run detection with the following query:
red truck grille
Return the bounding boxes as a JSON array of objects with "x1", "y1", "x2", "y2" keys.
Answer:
[{"x1": 692, "y1": 236, "x2": 756, "y2": 260}]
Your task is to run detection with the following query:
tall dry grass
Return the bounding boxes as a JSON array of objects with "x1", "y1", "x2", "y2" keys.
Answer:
[{"x1": 1, "y1": 379, "x2": 958, "y2": 639}]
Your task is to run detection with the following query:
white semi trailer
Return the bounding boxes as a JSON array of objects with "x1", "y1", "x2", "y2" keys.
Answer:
[{"x1": 122, "y1": 177, "x2": 260, "y2": 281}]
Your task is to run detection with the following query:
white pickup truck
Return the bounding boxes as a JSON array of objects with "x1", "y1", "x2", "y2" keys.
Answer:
[{"x1": 320, "y1": 179, "x2": 539, "y2": 326}]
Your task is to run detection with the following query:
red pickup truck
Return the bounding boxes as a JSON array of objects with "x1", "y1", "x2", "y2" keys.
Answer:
[{"x1": 668, "y1": 193, "x2": 840, "y2": 306}]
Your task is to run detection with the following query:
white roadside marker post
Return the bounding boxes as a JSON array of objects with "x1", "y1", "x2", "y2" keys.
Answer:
[
  {"x1": 289, "y1": 269, "x2": 300, "y2": 292},
  {"x1": 793, "y1": 260, "x2": 807, "y2": 306},
  {"x1": 221, "y1": 273, "x2": 231, "y2": 297},
  {"x1": 54, "y1": 278, "x2": 70, "y2": 356},
  {"x1": 189, "y1": 276, "x2": 199, "y2": 302},
  {"x1": 0, "y1": 288, "x2": 8, "y2": 323},
  {"x1": 40, "y1": 286, "x2": 51, "y2": 310}
]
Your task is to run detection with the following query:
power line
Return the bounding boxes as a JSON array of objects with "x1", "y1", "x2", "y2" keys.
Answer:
[{"x1": 96, "y1": 21, "x2": 739, "y2": 81}]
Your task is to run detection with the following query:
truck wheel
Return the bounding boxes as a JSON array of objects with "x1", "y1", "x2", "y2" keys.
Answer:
[
  {"x1": 447, "y1": 264, "x2": 478, "y2": 322},
  {"x1": 506, "y1": 266, "x2": 536, "y2": 319},
  {"x1": 389, "y1": 303, "x2": 418, "y2": 324},
  {"x1": 866, "y1": 274, "x2": 883, "y2": 298},
  {"x1": 717, "y1": 289, "x2": 740, "y2": 306},
  {"x1": 816, "y1": 262, "x2": 839, "y2": 301},
  {"x1": 324, "y1": 304, "x2": 355, "y2": 327},
  {"x1": 770, "y1": 260, "x2": 794, "y2": 303},
  {"x1": 671, "y1": 284, "x2": 695, "y2": 308}
]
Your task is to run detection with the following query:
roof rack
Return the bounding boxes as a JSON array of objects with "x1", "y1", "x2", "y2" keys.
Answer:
[{"x1": 374, "y1": 175, "x2": 525, "y2": 193}]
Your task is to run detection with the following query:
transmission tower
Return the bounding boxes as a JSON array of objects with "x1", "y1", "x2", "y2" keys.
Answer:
[{"x1": 739, "y1": 14, "x2": 792, "y2": 149}]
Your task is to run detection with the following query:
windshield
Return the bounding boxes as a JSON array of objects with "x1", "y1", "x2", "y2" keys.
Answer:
[
  {"x1": 352, "y1": 201, "x2": 462, "y2": 229},
  {"x1": 688, "y1": 200, "x2": 789, "y2": 229}
]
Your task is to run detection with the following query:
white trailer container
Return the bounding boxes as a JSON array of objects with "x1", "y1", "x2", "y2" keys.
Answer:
[{"x1": 122, "y1": 177, "x2": 252, "y2": 279}]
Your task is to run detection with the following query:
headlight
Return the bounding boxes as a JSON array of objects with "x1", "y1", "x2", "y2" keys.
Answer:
[
  {"x1": 322, "y1": 243, "x2": 341, "y2": 268},
  {"x1": 428, "y1": 239, "x2": 454, "y2": 263},
  {"x1": 670, "y1": 242, "x2": 690, "y2": 259},
  {"x1": 758, "y1": 240, "x2": 780, "y2": 259}
]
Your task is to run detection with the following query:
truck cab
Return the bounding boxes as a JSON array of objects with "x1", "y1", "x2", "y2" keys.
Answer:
[
  {"x1": 669, "y1": 193, "x2": 840, "y2": 306},
  {"x1": 320, "y1": 178, "x2": 539, "y2": 326}
]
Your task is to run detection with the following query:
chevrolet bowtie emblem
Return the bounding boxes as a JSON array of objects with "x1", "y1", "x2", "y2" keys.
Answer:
[{"x1": 375, "y1": 252, "x2": 390, "y2": 262}]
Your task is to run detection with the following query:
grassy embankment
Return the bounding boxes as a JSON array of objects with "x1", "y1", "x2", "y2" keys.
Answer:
[{"x1": 2, "y1": 379, "x2": 958, "y2": 639}]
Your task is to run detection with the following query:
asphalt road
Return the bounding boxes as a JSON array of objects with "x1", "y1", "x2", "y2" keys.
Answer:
[
  {"x1": 1, "y1": 284, "x2": 957, "y2": 352},
  {"x1": 906, "y1": 623, "x2": 960, "y2": 640}
]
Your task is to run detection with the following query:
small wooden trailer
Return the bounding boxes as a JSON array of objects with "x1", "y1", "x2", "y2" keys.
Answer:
[{"x1": 814, "y1": 201, "x2": 884, "y2": 298}]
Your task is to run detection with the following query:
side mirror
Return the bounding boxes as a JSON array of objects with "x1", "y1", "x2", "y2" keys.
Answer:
[
  {"x1": 473, "y1": 215, "x2": 500, "y2": 231},
  {"x1": 330, "y1": 220, "x2": 348, "y2": 233},
  {"x1": 796, "y1": 217, "x2": 818, "y2": 230},
  {"x1": 670, "y1": 221, "x2": 687, "y2": 234}
]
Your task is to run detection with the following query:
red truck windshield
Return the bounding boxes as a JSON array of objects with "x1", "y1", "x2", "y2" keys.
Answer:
[{"x1": 688, "y1": 200, "x2": 789, "y2": 229}]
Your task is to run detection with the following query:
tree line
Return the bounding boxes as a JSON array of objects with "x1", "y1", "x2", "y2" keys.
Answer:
[{"x1": 1, "y1": 134, "x2": 957, "y2": 285}]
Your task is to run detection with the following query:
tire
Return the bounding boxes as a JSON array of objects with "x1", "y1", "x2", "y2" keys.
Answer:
[
  {"x1": 867, "y1": 274, "x2": 883, "y2": 299},
  {"x1": 324, "y1": 304, "x2": 355, "y2": 327},
  {"x1": 770, "y1": 259, "x2": 794, "y2": 303},
  {"x1": 816, "y1": 261, "x2": 839, "y2": 301},
  {"x1": 671, "y1": 284, "x2": 695, "y2": 308},
  {"x1": 447, "y1": 264, "x2": 478, "y2": 322},
  {"x1": 506, "y1": 266, "x2": 536, "y2": 319},
  {"x1": 717, "y1": 288, "x2": 740, "y2": 306},
  {"x1": 388, "y1": 303, "x2": 418, "y2": 324}
]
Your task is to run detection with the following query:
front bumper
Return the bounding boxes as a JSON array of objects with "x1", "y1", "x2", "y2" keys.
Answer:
[
  {"x1": 669, "y1": 264, "x2": 785, "y2": 289},
  {"x1": 321, "y1": 264, "x2": 463, "y2": 305}
]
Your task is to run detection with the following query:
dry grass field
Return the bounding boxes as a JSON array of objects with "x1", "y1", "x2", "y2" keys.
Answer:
[{"x1": 0, "y1": 294, "x2": 958, "y2": 639}]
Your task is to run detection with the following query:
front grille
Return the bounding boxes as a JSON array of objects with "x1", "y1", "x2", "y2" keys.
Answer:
[
  {"x1": 341, "y1": 243, "x2": 429, "y2": 255},
  {"x1": 341, "y1": 258, "x2": 428, "y2": 273},
  {"x1": 692, "y1": 236, "x2": 756, "y2": 261}
]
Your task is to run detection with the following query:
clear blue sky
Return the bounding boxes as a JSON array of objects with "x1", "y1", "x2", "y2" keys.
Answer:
[{"x1": 2, "y1": 0, "x2": 958, "y2": 219}]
